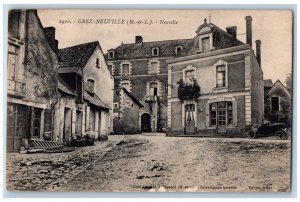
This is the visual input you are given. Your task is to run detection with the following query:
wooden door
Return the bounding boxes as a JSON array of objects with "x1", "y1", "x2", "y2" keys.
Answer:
[
  {"x1": 63, "y1": 108, "x2": 72, "y2": 145},
  {"x1": 185, "y1": 104, "x2": 195, "y2": 134}
]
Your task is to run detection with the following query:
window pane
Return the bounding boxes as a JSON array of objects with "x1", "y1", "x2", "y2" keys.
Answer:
[
  {"x1": 202, "y1": 37, "x2": 210, "y2": 52},
  {"x1": 150, "y1": 62, "x2": 158, "y2": 74},
  {"x1": 122, "y1": 64, "x2": 129, "y2": 76}
]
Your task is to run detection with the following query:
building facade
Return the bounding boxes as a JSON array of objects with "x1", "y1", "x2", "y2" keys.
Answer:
[
  {"x1": 7, "y1": 10, "x2": 114, "y2": 152},
  {"x1": 7, "y1": 10, "x2": 59, "y2": 152},
  {"x1": 167, "y1": 17, "x2": 264, "y2": 136},
  {"x1": 106, "y1": 36, "x2": 193, "y2": 133},
  {"x1": 57, "y1": 41, "x2": 114, "y2": 144},
  {"x1": 264, "y1": 79, "x2": 291, "y2": 126},
  {"x1": 113, "y1": 88, "x2": 144, "y2": 134}
]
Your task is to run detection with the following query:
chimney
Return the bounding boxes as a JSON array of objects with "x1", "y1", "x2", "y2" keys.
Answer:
[
  {"x1": 135, "y1": 36, "x2": 143, "y2": 44},
  {"x1": 245, "y1": 16, "x2": 252, "y2": 48},
  {"x1": 44, "y1": 26, "x2": 58, "y2": 51},
  {"x1": 255, "y1": 40, "x2": 261, "y2": 67},
  {"x1": 226, "y1": 26, "x2": 237, "y2": 39}
]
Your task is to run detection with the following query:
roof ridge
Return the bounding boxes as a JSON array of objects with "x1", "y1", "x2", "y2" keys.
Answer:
[
  {"x1": 59, "y1": 41, "x2": 99, "y2": 50},
  {"x1": 119, "y1": 38, "x2": 194, "y2": 46}
]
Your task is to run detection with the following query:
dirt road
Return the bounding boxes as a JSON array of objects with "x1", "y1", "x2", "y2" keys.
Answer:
[{"x1": 57, "y1": 134, "x2": 290, "y2": 192}]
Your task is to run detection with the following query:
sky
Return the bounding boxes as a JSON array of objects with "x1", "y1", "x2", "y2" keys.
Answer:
[{"x1": 38, "y1": 9, "x2": 292, "y2": 83}]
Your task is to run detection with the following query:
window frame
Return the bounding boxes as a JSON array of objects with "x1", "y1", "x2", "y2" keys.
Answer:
[
  {"x1": 152, "y1": 47, "x2": 160, "y2": 56},
  {"x1": 87, "y1": 79, "x2": 95, "y2": 92},
  {"x1": 108, "y1": 50, "x2": 115, "y2": 59},
  {"x1": 271, "y1": 96, "x2": 280, "y2": 111},
  {"x1": 96, "y1": 58, "x2": 100, "y2": 68},
  {"x1": 175, "y1": 46, "x2": 183, "y2": 55}
]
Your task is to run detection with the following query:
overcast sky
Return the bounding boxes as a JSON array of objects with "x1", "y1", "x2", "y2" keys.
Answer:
[{"x1": 38, "y1": 9, "x2": 292, "y2": 83}]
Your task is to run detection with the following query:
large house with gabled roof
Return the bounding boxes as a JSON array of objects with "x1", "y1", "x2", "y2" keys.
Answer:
[
  {"x1": 51, "y1": 38, "x2": 114, "y2": 145},
  {"x1": 167, "y1": 16, "x2": 264, "y2": 136}
]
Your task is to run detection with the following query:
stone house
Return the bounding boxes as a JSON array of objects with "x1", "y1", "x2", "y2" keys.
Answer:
[
  {"x1": 106, "y1": 36, "x2": 193, "y2": 132},
  {"x1": 7, "y1": 10, "x2": 60, "y2": 152},
  {"x1": 264, "y1": 79, "x2": 291, "y2": 126},
  {"x1": 56, "y1": 40, "x2": 114, "y2": 144},
  {"x1": 113, "y1": 88, "x2": 143, "y2": 134},
  {"x1": 166, "y1": 17, "x2": 264, "y2": 136}
]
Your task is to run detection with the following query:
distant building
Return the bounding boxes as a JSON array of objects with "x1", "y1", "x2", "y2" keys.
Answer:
[
  {"x1": 113, "y1": 88, "x2": 143, "y2": 134},
  {"x1": 167, "y1": 17, "x2": 264, "y2": 136},
  {"x1": 264, "y1": 79, "x2": 291, "y2": 126},
  {"x1": 106, "y1": 36, "x2": 193, "y2": 133}
]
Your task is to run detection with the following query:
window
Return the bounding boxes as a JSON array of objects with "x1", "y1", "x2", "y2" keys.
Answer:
[
  {"x1": 210, "y1": 102, "x2": 233, "y2": 126},
  {"x1": 202, "y1": 37, "x2": 210, "y2": 52},
  {"x1": 271, "y1": 97, "x2": 279, "y2": 111},
  {"x1": 113, "y1": 103, "x2": 119, "y2": 113},
  {"x1": 150, "y1": 82, "x2": 158, "y2": 97},
  {"x1": 107, "y1": 64, "x2": 113, "y2": 75},
  {"x1": 149, "y1": 62, "x2": 158, "y2": 75},
  {"x1": 122, "y1": 64, "x2": 130, "y2": 77},
  {"x1": 8, "y1": 53, "x2": 17, "y2": 80},
  {"x1": 175, "y1": 46, "x2": 183, "y2": 55},
  {"x1": 185, "y1": 70, "x2": 195, "y2": 82},
  {"x1": 96, "y1": 58, "x2": 100, "y2": 68},
  {"x1": 216, "y1": 65, "x2": 226, "y2": 87},
  {"x1": 108, "y1": 50, "x2": 115, "y2": 59},
  {"x1": 152, "y1": 47, "x2": 159, "y2": 56},
  {"x1": 218, "y1": 102, "x2": 227, "y2": 126},
  {"x1": 8, "y1": 10, "x2": 21, "y2": 38},
  {"x1": 87, "y1": 79, "x2": 95, "y2": 92},
  {"x1": 33, "y1": 108, "x2": 42, "y2": 138}
]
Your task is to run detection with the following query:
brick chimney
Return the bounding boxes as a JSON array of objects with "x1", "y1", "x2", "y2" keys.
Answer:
[
  {"x1": 226, "y1": 26, "x2": 237, "y2": 39},
  {"x1": 255, "y1": 40, "x2": 261, "y2": 67},
  {"x1": 245, "y1": 16, "x2": 252, "y2": 48},
  {"x1": 44, "y1": 26, "x2": 58, "y2": 51},
  {"x1": 135, "y1": 36, "x2": 143, "y2": 45}
]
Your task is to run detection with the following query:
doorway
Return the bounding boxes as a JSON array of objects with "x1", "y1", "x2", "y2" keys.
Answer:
[
  {"x1": 141, "y1": 113, "x2": 151, "y2": 132},
  {"x1": 63, "y1": 108, "x2": 72, "y2": 145},
  {"x1": 185, "y1": 104, "x2": 195, "y2": 134}
]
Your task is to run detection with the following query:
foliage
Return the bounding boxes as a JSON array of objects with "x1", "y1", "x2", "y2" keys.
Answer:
[
  {"x1": 285, "y1": 73, "x2": 292, "y2": 95},
  {"x1": 177, "y1": 78, "x2": 200, "y2": 102},
  {"x1": 23, "y1": 38, "x2": 60, "y2": 109},
  {"x1": 264, "y1": 95, "x2": 292, "y2": 127}
]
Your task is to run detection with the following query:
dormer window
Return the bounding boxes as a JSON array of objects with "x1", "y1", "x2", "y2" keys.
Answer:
[
  {"x1": 152, "y1": 47, "x2": 159, "y2": 56},
  {"x1": 175, "y1": 46, "x2": 183, "y2": 55},
  {"x1": 108, "y1": 50, "x2": 115, "y2": 59},
  {"x1": 96, "y1": 58, "x2": 100, "y2": 68},
  {"x1": 87, "y1": 79, "x2": 95, "y2": 93},
  {"x1": 201, "y1": 37, "x2": 210, "y2": 52},
  {"x1": 196, "y1": 19, "x2": 214, "y2": 53}
]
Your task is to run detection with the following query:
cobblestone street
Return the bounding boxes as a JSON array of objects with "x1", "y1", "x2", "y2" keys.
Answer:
[
  {"x1": 6, "y1": 134, "x2": 290, "y2": 192},
  {"x1": 6, "y1": 136, "x2": 124, "y2": 191}
]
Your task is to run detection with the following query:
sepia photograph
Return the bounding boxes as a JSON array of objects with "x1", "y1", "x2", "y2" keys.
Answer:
[{"x1": 5, "y1": 9, "x2": 293, "y2": 192}]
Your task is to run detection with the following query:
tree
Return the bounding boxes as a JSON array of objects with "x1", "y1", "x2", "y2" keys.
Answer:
[{"x1": 285, "y1": 73, "x2": 292, "y2": 95}]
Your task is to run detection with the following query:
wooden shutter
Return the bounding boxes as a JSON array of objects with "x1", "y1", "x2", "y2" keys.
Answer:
[
  {"x1": 85, "y1": 106, "x2": 90, "y2": 131},
  {"x1": 81, "y1": 110, "x2": 85, "y2": 135},
  {"x1": 233, "y1": 100, "x2": 238, "y2": 126},
  {"x1": 71, "y1": 109, "x2": 76, "y2": 135},
  {"x1": 205, "y1": 102, "x2": 210, "y2": 127}
]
